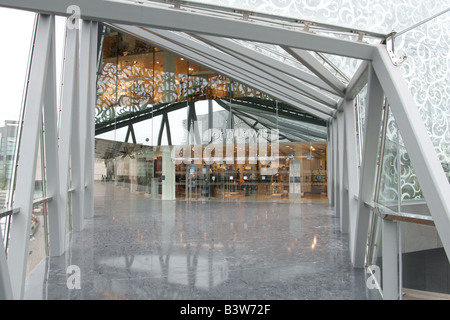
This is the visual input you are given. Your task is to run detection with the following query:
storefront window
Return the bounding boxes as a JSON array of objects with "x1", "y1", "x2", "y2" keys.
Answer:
[{"x1": 95, "y1": 28, "x2": 329, "y2": 203}]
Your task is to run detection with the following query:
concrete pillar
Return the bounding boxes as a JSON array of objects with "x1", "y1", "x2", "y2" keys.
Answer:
[{"x1": 162, "y1": 146, "x2": 175, "y2": 200}]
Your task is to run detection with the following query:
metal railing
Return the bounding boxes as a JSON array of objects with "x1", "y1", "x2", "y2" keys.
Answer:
[
  {"x1": 0, "y1": 207, "x2": 20, "y2": 220},
  {"x1": 364, "y1": 201, "x2": 434, "y2": 226},
  {"x1": 1, "y1": 195, "x2": 54, "y2": 256}
]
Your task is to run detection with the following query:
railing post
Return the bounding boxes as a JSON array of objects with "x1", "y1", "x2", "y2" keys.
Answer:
[{"x1": 382, "y1": 219, "x2": 399, "y2": 300}]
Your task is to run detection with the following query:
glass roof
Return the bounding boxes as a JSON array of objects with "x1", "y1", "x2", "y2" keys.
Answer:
[
  {"x1": 100, "y1": 0, "x2": 448, "y2": 175},
  {"x1": 178, "y1": 0, "x2": 449, "y2": 35}
]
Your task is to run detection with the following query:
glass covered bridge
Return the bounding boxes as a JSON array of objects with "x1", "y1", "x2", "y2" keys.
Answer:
[{"x1": 0, "y1": 0, "x2": 449, "y2": 301}]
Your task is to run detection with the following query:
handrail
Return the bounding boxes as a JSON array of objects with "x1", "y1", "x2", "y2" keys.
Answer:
[
  {"x1": 32, "y1": 196, "x2": 53, "y2": 207},
  {"x1": 364, "y1": 201, "x2": 434, "y2": 226},
  {"x1": 0, "y1": 207, "x2": 20, "y2": 219},
  {"x1": 0, "y1": 196, "x2": 54, "y2": 219}
]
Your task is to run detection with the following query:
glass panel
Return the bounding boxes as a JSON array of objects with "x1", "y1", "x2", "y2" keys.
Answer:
[
  {"x1": 401, "y1": 222, "x2": 450, "y2": 297},
  {"x1": 168, "y1": 105, "x2": 189, "y2": 147},
  {"x1": 356, "y1": 84, "x2": 367, "y2": 153},
  {"x1": 0, "y1": 121, "x2": 18, "y2": 209},
  {"x1": 0, "y1": 9, "x2": 35, "y2": 246},
  {"x1": 97, "y1": 29, "x2": 155, "y2": 131},
  {"x1": 395, "y1": 10, "x2": 450, "y2": 185},
  {"x1": 183, "y1": 0, "x2": 448, "y2": 35},
  {"x1": 399, "y1": 138, "x2": 427, "y2": 210},
  {"x1": 378, "y1": 110, "x2": 430, "y2": 212},
  {"x1": 150, "y1": 114, "x2": 163, "y2": 146},
  {"x1": 27, "y1": 128, "x2": 48, "y2": 276},
  {"x1": 231, "y1": 81, "x2": 265, "y2": 99},
  {"x1": 378, "y1": 110, "x2": 399, "y2": 208}
]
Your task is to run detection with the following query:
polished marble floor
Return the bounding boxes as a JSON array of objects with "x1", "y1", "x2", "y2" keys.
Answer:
[{"x1": 24, "y1": 182, "x2": 381, "y2": 300}]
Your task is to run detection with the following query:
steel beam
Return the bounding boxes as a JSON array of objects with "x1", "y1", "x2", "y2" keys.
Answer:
[
  {"x1": 147, "y1": 28, "x2": 336, "y2": 116},
  {"x1": 7, "y1": 14, "x2": 52, "y2": 300},
  {"x1": 190, "y1": 33, "x2": 340, "y2": 103},
  {"x1": 372, "y1": 45, "x2": 450, "y2": 261},
  {"x1": 83, "y1": 21, "x2": 98, "y2": 220},
  {"x1": 157, "y1": 113, "x2": 172, "y2": 146},
  {"x1": 353, "y1": 65, "x2": 384, "y2": 267},
  {"x1": 112, "y1": 25, "x2": 333, "y2": 120},
  {"x1": 327, "y1": 122, "x2": 334, "y2": 207},
  {"x1": 70, "y1": 24, "x2": 84, "y2": 231},
  {"x1": 226, "y1": 97, "x2": 327, "y2": 127},
  {"x1": 333, "y1": 117, "x2": 340, "y2": 218},
  {"x1": 338, "y1": 109, "x2": 348, "y2": 233},
  {"x1": 228, "y1": 103, "x2": 326, "y2": 140},
  {"x1": 58, "y1": 24, "x2": 79, "y2": 246},
  {"x1": 343, "y1": 61, "x2": 369, "y2": 101},
  {"x1": 42, "y1": 18, "x2": 63, "y2": 256},
  {"x1": 282, "y1": 47, "x2": 347, "y2": 96},
  {"x1": 343, "y1": 99, "x2": 360, "y2": 256},
  {"x1": 0, "y1": 0, "x2": 378, "y2": 59},
  {"x1": 72, "y1": 20, "x2": 92, "y2": 230},
  {"x1": 200, "y1": 36, "x2": 338, "y2": 95}
]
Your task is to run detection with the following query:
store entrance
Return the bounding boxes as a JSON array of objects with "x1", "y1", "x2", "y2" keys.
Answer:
[
  {"x1": 172, "y1": 141, "x2": 328, "y2": 202},
  {"x1": 96, "y1": 140, "x2": 328, "y2": 203},
  {"x1": 177, "y1": 163, "x2": 260, "y2": 201}
]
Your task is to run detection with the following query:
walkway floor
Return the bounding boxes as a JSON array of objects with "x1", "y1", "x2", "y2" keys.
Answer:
[{"x1": 24, "y1": 182, "x2": 381, "y2": 300}]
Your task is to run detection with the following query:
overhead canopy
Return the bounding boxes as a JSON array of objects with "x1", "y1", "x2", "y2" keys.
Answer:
[{"x1": 0, "y1": 0, "x2": 391, "y2": 126}]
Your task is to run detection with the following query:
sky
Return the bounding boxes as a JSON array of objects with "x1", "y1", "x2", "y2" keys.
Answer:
[
  {"x1": 0, "y1": 8, "x2": 65, "y2": 128},
  {"x1": 0, "y1": 8, "x2": 34, "y2": 126}
]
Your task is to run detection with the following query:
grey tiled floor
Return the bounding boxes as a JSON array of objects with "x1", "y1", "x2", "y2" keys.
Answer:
[{"x1": 24, "y1": 182, "x2": 381, "y2": 300}]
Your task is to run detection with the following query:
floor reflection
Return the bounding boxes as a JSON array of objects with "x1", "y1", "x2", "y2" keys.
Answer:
[{"x1": 24, "y1": 182, "x2": 381, "y2": 300}]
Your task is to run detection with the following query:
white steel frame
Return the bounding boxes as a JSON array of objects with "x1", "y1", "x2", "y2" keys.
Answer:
[
  {"x1": 0, "y1": 0, "x2": 448, "y2": 301},
  {"x1": 0, "y1": 12, "x2": 98, "y2": 299}
]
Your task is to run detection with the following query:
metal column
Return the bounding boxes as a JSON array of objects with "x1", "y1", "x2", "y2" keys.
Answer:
[
  {"x1": 337, "y1": 110, "x2": 347, "y2": 233},
  {"x1": 42, "y1": 19, "x2": 63, "y2": 257},
  {"x1": 343, "y1": 99, "x2": 360, "y2": 261},
  {"x1": 382, "y1": 219, "x2": 399, "y2": 300},
  {"x1": 73, "y1": 20, "x2": 94, "y2": 228},
  {"x1": 353, "y1": 65, "x2": 384, "y2": 267},
  {"x1": 327, "y1": 122, "x2": 334, "y2": 207},
  {"x1": 7, "y1": 14, "x2": 53, "y2": 300},
  {"x1": 83, "y1": 21, "x2": 98, "y2": 220},
  {"x1": 333, "y1": 116, "x2": 340, "y2": 218},
  {"x1": 58, "y1": 23, "x2": 80, "y2": 242}
]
